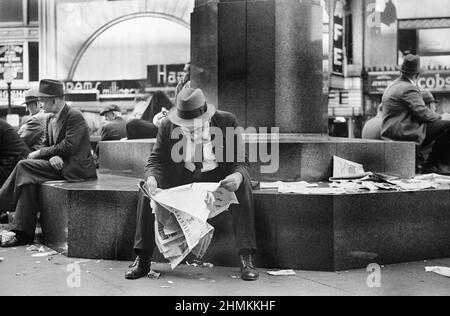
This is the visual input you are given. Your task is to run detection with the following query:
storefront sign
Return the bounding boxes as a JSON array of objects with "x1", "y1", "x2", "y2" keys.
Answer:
[
  {"x1": 0, "y1": 88, "x2": 28, "y2": 106},
  {"x1": 0, "y1": 45, "x2": 24, "y2": 81},
  {"x1": 147, "y1": 64, "x2": 185, "y2": 86},
  {"x1": 367, "y1": 71, "x2": 450, "y2": 93},
  {"x1": 332, "y1": 0, "x2": 345, "y2": 76},
  {"x1": 64, "y1": 80, "x2": 146, "y2": 101}
]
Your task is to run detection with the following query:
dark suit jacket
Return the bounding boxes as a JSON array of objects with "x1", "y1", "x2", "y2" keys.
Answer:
[
  {"x1": 381, "y1": 76, "x2": 441, "y2": 144},
  {"x1": 18, "y1": 112, "x2": 48, "y2": 151},
  {"x1": 0, "y1": 119, "x2": 30, "y2": 168},
  {"x1": 145, "y1": 110, "x2": 250, "y2": 189},
  {"x1": 36, "y1": 104, "x2": 97, "y2": 182},
  {"x1": 100, "y1": 117, "x2": 127, "y2": 141}
]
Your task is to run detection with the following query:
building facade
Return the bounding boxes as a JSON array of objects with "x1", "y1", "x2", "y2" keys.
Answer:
[{"x1": 0, "y1": 0, "x2": 39, "y2": 117}]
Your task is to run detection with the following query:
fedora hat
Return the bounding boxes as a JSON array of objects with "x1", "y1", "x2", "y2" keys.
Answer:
[
  {"x1": 38, "y1": 79, "x2": 66, "y2": 98},
  {"x1": 396, "y1": 54, "x2": 425, "y2": 74},
  {"x1": 21, "y1": 88, "x2": 40, "y2": 106},
  {"x1": 421, "y1": 91, "x2": 437, "y2": 104},
  {"x1": 167, "y1": 88, "x2": 216, "y2": 126}
]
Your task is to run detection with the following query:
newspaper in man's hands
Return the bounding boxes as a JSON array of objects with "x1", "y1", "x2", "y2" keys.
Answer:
[{"x1": 139, "y1": 181, "x2": 238, "y2": 269}]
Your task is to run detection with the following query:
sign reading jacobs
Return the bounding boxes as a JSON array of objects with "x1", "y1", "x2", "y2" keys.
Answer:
[{"x1": 367, "y1": 71, "x2": 450, "y2": 94}]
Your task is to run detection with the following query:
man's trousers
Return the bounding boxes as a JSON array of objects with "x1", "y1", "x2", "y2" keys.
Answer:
[{"x1": 0, "y1": 159, "x2": 63, "y2": 239}]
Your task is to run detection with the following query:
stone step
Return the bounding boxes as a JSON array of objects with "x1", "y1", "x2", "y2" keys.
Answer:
[
  {"x1": 98, "y1": 136, "x2": 416, "y2": 182},
  {"x1": 39, "y1": 174, "x2": 450, "y2": 271}
]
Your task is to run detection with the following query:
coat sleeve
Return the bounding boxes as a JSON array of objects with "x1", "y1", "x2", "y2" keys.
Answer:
[
  {"x1": 405, "y1": 88, "x2": 441, "y2": 123},
  {"x1": 144, "y1": 119, "x2": 171, "y2": 186},
  {"x1": 100, "y1": 125, "x2": 112, "y2": 141},
  {"x1": 19, "y1": 116, "x2": 43, "y2": 149},
  {"x1": 228, "y1": 114, "x2": 251, "y2": 179},
  {"x1": 38, "y1": 112, "x2": 86, "y2": 159}
]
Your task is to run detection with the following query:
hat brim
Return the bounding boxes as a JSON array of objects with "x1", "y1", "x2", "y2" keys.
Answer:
[
  {"x1": 38, "y1": 92, "x2": 66, "y2": 99},
  {"x1": 396, "y1": 65, "x2": 426, "y2": 74},
  {"x1": 167, "y1": 104, "x2": 216, "y2": 127},
  {"x1": 20, "y1": 97, "x2": 40, "y2": 106}
]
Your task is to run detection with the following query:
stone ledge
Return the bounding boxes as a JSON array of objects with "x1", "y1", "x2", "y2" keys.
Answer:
[{"x1": 98, "y1": 136, "x2": 416, "y2": 182}]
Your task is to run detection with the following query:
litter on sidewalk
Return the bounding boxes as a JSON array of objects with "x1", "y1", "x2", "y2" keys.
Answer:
[
  {"x1": 148, "y1": 270, "x2": 161, "y2": 279},
  {"x1": 267, "y1": 270, "x2": 297, "y2": 276},
  {"x1": 425, "y1": 266, "x2": 450, "y2": 278},
  {"x1": 31, "y1": 251, "x2": 59, "y2": 258},
  {"x1": 0, "y1": 230, "x2": 16, "y2": 244}
]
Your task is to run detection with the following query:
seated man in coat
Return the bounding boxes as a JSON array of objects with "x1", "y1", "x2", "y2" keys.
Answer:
[
  {"x1": 381, "y1": 54, "x2": 450, "y2": 174},
  {"x1": 99, "y1": 104, "x2": 127, "y2": 141},
  {"x1": 18, "y1": 88, "x2": 49, "y2": 151},
  {"x1": 0, "y1": 120, "x2": 30, "y2": 188},
  {"x1": 125, "y1": 88, "x2": 259, "y2": 281},
  {"x1": 0, "y1": 79, "x2": 97, "y2": 247}
]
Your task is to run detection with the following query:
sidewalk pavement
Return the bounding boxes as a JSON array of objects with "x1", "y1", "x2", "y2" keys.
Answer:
[{"x1": 0, "y1": 243, "x2": 449, "y2": 296}]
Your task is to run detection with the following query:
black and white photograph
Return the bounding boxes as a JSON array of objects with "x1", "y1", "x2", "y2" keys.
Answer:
[{"x1": 0, "y1": 0, "x2": 449, "y2": 299}]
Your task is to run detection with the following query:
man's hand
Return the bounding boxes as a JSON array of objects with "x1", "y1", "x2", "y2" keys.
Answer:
[
  {"x1": 28, "y1": 150, "x2": 41, "y2": 160},
  {"x1": 220, "y1": 172, "x2": 243, "y2": 192},
  {"x1": 442, "y1": 113, "x2": 450, "y2": 121},
  {"x1": 49, "y1": 156, "x2": 64, "y2": 171},
  {"x1": 146, "y1": 176, "x2": 159, "y2": 195},
  {"x1": 152, "y1": 107, "x2": 169, "y2": 128}
]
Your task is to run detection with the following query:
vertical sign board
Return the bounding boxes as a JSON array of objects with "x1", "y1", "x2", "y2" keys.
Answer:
[
  {"x1": 332, "y1": 0, "x2": 345, "y2": 76},
  {"x1": 0, "y1": 45, "x2": 24, "y2": 81}
]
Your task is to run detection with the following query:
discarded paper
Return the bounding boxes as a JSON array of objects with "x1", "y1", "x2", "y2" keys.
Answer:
[
  {"x1": 425, "y1": 266, "x2": 450, "y2": 278},
  {"x1": 148, "y1": 270, "x2": 161, "y2": 279},
  {"x1": 332, "y1": 156, "x2": 370, "y2": 180},
  {"x1": 267, "y1": 270, "x2": 296, "y2": 276},
  {"x1": 31, "y1": 251, "x2": 59, "y2": 258}
]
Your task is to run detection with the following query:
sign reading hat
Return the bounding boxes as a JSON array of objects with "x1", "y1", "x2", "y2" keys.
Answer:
[
  {"x1": 396, "y1": 54, "x2": 425, "y2": 74},
  {"x1": 100, "y1": 104, "x2": 121, "y2": 116},
  {"x1": 167, "y1": 88, "x2": 216, "y2": 126},
  {"x1": 21, "y1": 87, "x2": 40, "y2": 106},
  {"x1": 38, "y1": 79, "x2": 66, "y2": 98}
]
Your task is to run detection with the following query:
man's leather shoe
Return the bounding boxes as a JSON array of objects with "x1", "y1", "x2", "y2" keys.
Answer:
[
  {"x1": 125, "y1": 256, "x2": 151, "y2": 280},
  {"x1": 240, "y1": 254, "x2": 259, "y2": 281},
  {"x1": 0, "y1": 236, "x2": 29, "y2": 248}
]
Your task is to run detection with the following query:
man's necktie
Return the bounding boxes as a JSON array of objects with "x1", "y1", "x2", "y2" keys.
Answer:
[{"x1": 194, "y1": 140, "x2": 203, "y2": 180}]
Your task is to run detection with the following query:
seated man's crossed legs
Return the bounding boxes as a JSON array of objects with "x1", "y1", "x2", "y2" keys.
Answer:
[{"x1": 0, "y1": 159, "x2": 64, "y2": 247}]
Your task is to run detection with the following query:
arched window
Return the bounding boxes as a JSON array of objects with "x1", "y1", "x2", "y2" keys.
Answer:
[{"x1": 72, "y1": 15, "x2": 190, "y2": 81}]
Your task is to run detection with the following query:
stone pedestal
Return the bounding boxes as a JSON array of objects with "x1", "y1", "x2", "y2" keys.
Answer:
[
  {"x1": 98, "y1": 139, "x2": 156, "y2": 178},
  {"x1": 191, "y1": 0, "x2": 327, "y2": 133},
  {"x1": 39, "y1": 175, "x2": 450, "y2": 270}
]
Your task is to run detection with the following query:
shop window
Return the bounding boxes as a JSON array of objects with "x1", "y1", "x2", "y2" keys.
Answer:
[
  {"x1": 28, "y1": 0, "x2": 39, "y2": 24},
  {"x1": 0, "y1": 0, "x2": 24, "y2": 23},
  {"x1": 28, "y1": 42, "x2": 39, "y2": 82},
  {"x1": 418, "y1": 28, "x2": 450, "y2": 56},
  {"x1": 398, "y1": 29, "x2": 417, "y2": 56}
]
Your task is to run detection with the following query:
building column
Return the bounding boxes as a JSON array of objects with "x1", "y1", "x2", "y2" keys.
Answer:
[
  {"x1": 191, "y1": 0, "x2": 327, "y2": 134},
  {"x1": 39, "y1": 0, "x2": 58, "y2": 79}
]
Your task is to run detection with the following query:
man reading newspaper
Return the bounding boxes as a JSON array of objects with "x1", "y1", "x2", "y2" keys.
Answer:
[{"x1": 125, "y1": 88, "x2": 259, "y2": 281}]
